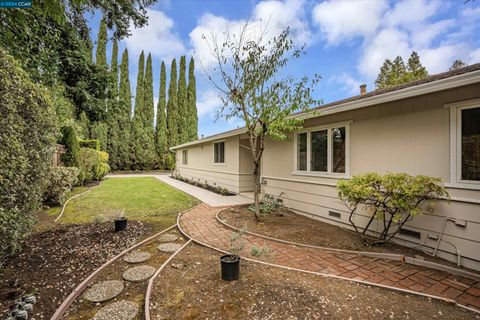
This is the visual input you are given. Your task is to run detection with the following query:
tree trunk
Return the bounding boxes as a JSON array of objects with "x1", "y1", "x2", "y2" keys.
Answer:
[{"x1": 253, "y1": 162, "x2": 261, "y2": 222}]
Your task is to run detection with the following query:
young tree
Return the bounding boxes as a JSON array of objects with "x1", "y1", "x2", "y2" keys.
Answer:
[
  {"x1": 177, "y1": 56, "x2": 188, "y2": 143},
  {"x1": 187, "y1": 57, "x2": 198, "y2": 140},
  {"x1": 203, "y1": 25, "x2": 321, "y2": 221},
  {"x1": 156, "y1": 61, "x2": 168, "y2": 168},
  {"x1": 406, "y1": 51, "x2": 428, "y2": 81},
  {"x1": 167, "y1": 59, "x2": 179, "y2": 148},
  {"x1": 450, "y1": 59, "x2": 467, "y2": 71},
  {"x1": 95, "y1": 17, "x2": 108, "y2": 68}
]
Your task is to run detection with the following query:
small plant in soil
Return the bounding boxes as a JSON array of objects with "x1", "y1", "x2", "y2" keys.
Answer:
[
  {"x1": 110, "y1": 208, "x2": 127, "y2": 232},
  {"x1": 250, "y1": 245, "x2": 271, "y2": 257},
  {"x1": 220, "y1": 230, "x2": 245, "y2": 281},
  {"x1": 248, "y1": 192, "x2": 286, "y2": 218}
]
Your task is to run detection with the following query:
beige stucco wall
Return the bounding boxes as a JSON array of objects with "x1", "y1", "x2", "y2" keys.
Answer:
[
  {"x1": 175, "y1": 135, "x2": 255, "y2": 193},
  {"x1": 261, "y1": 83, "x2": 480, "y2": 270}
]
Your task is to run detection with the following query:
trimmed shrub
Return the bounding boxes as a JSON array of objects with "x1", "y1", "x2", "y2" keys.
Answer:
[
  {"x1": 79, "y1": 139, "x2": 100, "y2": 151},
  {"x1": 60, "y1": 126, "x2": 80, "y2": 167},
  {"x1": 0, "y1": 49, "x2": 57, "y2": 263},
  {"x1": 77, "y1": 148, "x2": 110, "y2": 185},
  {"x1": 43, "y1": 167, "x2": 79, "y2": 205}
]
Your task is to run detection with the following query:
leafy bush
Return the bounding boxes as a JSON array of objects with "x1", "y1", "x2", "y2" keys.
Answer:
[
  {"x1": 337, "y1": 172, "x2": 449, "y2": 245},
  {"x1": 43, "y1": 167, "x2": 79, "y2": 205},
  {"x1": 79, "y1": 139, "x2": 100, "y2": 151},
  {"x1": 78, "y1": 147, "x2": 110, "y2": 185},
  {"x1": 60, "y1": 126, "x2": 80, "y2": 167},
  {"x1": 0, "y1": 49, "x2": 57, "y2": 263}
]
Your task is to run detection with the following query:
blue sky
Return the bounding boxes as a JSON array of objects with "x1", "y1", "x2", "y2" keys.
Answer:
[{"x1": 89, "y1": 0, "x2": 480, "y2": 138}]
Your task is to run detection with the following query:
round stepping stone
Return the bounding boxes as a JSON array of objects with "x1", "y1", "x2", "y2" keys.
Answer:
[
  {"x1": 93, "y1": 300, "x2": 138, "y2": 320},
  {"x1": 83, "y1": 280, "x2": 124, "y2": 302},
  {"x1": 157, "y1": 242, "x2": 182, "y2": 253},
  {"x1": 158, "y1": 233, "x2": 178, "y2": 242},
  {"x1": 123, "y1": 250, "x2": 151, "y2": 263},
  {"x1": 122, "y1": 265, "x2": 156, "y2": 282}
]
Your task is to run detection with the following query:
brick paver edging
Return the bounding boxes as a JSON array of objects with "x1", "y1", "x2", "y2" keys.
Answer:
[
  {"x1": 215, "y1": 208, "x2": 480, "y2": 281},
  {"x1": 50, "y1": 224, "x2": 178, "y2": 320},
  {"x1": 144, "y1": 239, "x2": 192, "y2": 320},
  {"x1": 178, "y1": 204, "x2": 480, "y2": 314}
]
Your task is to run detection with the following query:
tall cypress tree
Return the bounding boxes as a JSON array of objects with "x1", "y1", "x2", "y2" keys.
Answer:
[
  {"x1": 143, "y1": 53, "x2": 155, "y2": 128},
  {"x1": 390, "y1": 56, "x2": 406, "y2": 86},
  {"x1": 117, "y1": 48, "x2": 132, "y2": 169},
  {"x1": 187, "y1": 57, "x2": 198, "y2": 141},
  {"x1": 95, "y1": 17, "x2": 107, "y2": 67},
  {"x1": 167, "y1": 59, "x2": 179, "y2": 148},
  {"x1": 375, "y1": 59, "x2": 393, "y2": 89},
  {"x1": 177, "y1": 56, "x2": 188, "y2": 144},
  {"x1": 133, "y1": 51, "x2": 145, "y2": 118},
  {"x1": 156, "y1": 61, "x2": 168, "y2": 168},
  {"x1": 131, "y1": 51, "x2": 145, "y2": 169},
  {"x1": 107, "y1": 38, "x2": 120, "y2": 169}
]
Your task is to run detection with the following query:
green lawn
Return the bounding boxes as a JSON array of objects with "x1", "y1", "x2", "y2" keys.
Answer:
[{"x1": 51, "y1": 177, "x2": 198, "y2": 228}]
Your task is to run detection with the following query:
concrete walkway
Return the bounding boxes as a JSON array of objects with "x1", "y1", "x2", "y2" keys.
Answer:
[
  {"x1": 179, "y1": 203, "x2": 480, "y2": 311},
  {"x1": 107, "y1": 173, "x2": 253, "y2": 207}
]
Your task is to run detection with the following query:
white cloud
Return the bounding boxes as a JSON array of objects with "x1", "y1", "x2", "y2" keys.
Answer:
[
  {"x1": 329, "y1": 73, "x2": 362, "y2": 96},
  {"x1": 469, "y1": 49, "x2": 480, "y2": 64},
  {"x1": 419, "y1": 45, "x2": 465, "y2": 74},
  {"x1": 411, "y1": 19, "x2": 455, "y2": 48},
  {"x1": 383, "y1": 0, "x2": 441, "y2": 29},
  {"x1": 124, "y1": 9, "x2": 186, "y2": 60},
  {"x1": 197, "y1": 89, "x2": 223, "y2": 117},
  {"x1": 312, "y1": 0, "x2": 387, "y2": 45},
  {"x1": 189, "y1": 0, "x2": 311, "y2": 68}
]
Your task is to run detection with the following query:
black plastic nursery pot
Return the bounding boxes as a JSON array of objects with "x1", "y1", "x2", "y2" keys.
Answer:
[
  {"x1": 220, "y1": 254, "x2": 240, "y2": 281},
  {"x1": 114, "y1": 218, "x2": 128, "y2": 232}
]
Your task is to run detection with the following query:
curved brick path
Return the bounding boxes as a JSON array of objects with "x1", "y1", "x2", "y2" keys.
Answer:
[{"x1": 179, "y1": 203, "x2": 480, "y2": 311}]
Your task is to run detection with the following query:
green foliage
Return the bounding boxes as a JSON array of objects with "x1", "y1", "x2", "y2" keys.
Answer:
[
  {"x1": 204, "y1": 25, "x2": 321, "y2": 221},
  {"x1": 90, "y1": 121, "x2": 108, "y2": 150},
  {"x1": 95, "y1": 17, "x2": 108, "y2": 68},
  {"x1": 77, "y1": 148, "x2": 110, "y2": 185},
  {"x1": 229, "y1": 230, "x2": 245, "y2": 257},
  {"x1": 79, "y1": 139, "x2": 101, "y2": 151},
  {"x1": 187, "y1": 57, "x2": 198, "y2": 141},
  {"x1": 110, "y1": 38, "x2": 119, "y2": 97},
  {"x1": 0, "y1": 49, "x2": 57, "y2": 263},
  {"x1": 337, "y1": 172, "x2": 449, "y2": 244},
  {"x1": 375, "y1": 51, "x2": 429, "y2": 89},
  {"x1": 43, "y1": 166, "x2": 79, "y2": 205},
  {"x1": 450, "y1": 59, "x2": 467, "y2": 71},
  {"x1": 156, "y1": 61, "x2": 168, "y2": 168},
  {"x1": 143, "y1": 53, "x2": 155, "y2": 128},
  {"x1": 116, "y1": 49, "x2": 133, "y2": 170},
  {"x1": 60, "y1": 126, "x2": 80, "y2": 167},
  {"x1": 250, "y1": 245, "x2": 271, "y2": 257},
  {"x1": 177, "y1": 56, "x2": 188, "y2": 144},
  {"x1": 167, "y1": 59, "x2": 179, "y2": 148},
  {"x1": 78, "y1": 111, "x2": 90, "y2": 139},
  {"x1": 134, "y1": 51, "x2": 145, "y2": 119},
  {"x1": 50, "y1": 86, "x2": 76, "y2": 128}
]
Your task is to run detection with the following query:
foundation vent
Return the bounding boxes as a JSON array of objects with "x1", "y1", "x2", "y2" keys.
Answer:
[
  {"x1": 399, "y1": 228, "x2": 421, "y2": 239},
  {"x1": 328, "y1": 211, "x2": 341, "y2": 219}
]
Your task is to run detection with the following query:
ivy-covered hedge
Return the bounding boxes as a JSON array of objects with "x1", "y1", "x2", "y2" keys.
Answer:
[
  {"x1": 79, "y1": 139, "x2": 100, "y2": 151},
  {"x1": 0, "y1": 49, "x2": 57, "y2": 263},
  {"x1": 43, "y1": 166, "x2": 79, "y2": 205}
]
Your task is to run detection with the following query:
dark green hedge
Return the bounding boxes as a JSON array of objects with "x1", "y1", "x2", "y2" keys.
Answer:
[
  {"x1": 0, "y1": 48, "x2": 57, "y2": 264},
  {"x1": 79, "y1": 139, "x2": 100, "y2": 151}
]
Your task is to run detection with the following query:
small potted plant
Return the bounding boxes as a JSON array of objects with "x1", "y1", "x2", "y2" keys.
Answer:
[
  {"x1": 113, "y1": 209, "x2": 127, "y2": 232},
  {"x1": 220, "y1": 230, "x2": 244, "y2": 281}
]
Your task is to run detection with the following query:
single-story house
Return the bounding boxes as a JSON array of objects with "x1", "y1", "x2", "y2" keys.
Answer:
[{"x1": 171, "y1": 64, "x2": 480, "y2": 271}]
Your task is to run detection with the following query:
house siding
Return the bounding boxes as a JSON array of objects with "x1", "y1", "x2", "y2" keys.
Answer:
[{"x1": 261, "y1": 83, "x2": 480, "y2": 270}]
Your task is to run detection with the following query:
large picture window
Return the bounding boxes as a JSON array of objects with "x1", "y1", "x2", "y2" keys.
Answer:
[
  {"x1": 461, "y1": 107, "x2": 480, "y2": 181},
  {"x1": 295, "y1": 122, "x2": 349, "y2": 175},
  {"x1": 214, "y1": 141, "x2": 225, "y2": 164}
]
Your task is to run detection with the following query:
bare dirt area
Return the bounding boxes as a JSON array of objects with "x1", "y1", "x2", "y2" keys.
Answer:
[
  {"x1": 0, "y1": 221, "x2": 152, "y2": 319},
  {"x1": 150, "y1": 244, "x2": 478, "y2": 320},
  {"x1": 219, "y1": 206, "x2": 472, "y2": 268}
]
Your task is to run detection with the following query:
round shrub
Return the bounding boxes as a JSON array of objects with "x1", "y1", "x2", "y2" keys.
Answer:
[
  {"x1": 78, "y1": 148, "x2": 110, "y2": 185},
  {"x1": 43, "y1": 166, "x2": 80, "y2": 205},
  {"x1": 0, "y1": 49, "x2": 57, "y2": 263}
]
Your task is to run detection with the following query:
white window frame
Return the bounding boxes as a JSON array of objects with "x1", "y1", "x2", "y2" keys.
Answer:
[
  {"x1": 293, "y1": 121, "x2": 351, "y2": 178},
  {"x1": 446, "y1": 99, "x2": 480, "y2": 190},
  {"x1": 213, "y1": 140, "x2": 226, "y2": 165},
  {"x1": 182, "y1": 150, "x2": 188, "y2": 165}
]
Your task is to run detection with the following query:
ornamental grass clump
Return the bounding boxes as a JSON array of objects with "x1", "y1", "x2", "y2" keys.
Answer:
[{"x1": 337, "y1": 172, "x2": 449, "y2": 245}]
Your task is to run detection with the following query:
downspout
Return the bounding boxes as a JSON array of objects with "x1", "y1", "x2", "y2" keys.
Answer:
[{"x1": 432, "y1": 217, "x2": 462, "y2": 267}]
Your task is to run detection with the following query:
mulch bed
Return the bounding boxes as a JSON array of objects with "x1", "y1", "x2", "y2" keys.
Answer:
[
  {"x1": 219, "y1": 206, "x2": 474, "y2": 269},
  {"x1": 0, "y1": 221, "x2": 152, "y2": 319},
  {"x1": 150, "y1": 244, "x2": 478, "y2": 320}
]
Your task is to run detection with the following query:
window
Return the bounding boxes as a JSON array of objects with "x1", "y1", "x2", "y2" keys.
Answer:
[
  {"x1": 294, "y1": 122, "x2": 350, "y2": 175},
  {"x1": 214, "y1": 141, "x2": 225, "y2": 164},
  {"x1": 448, "y1": 100, "x2": 480, "y2": 189},
  {"x1": 182, "y1": 150, "x2": 188, "y2": 165}
]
